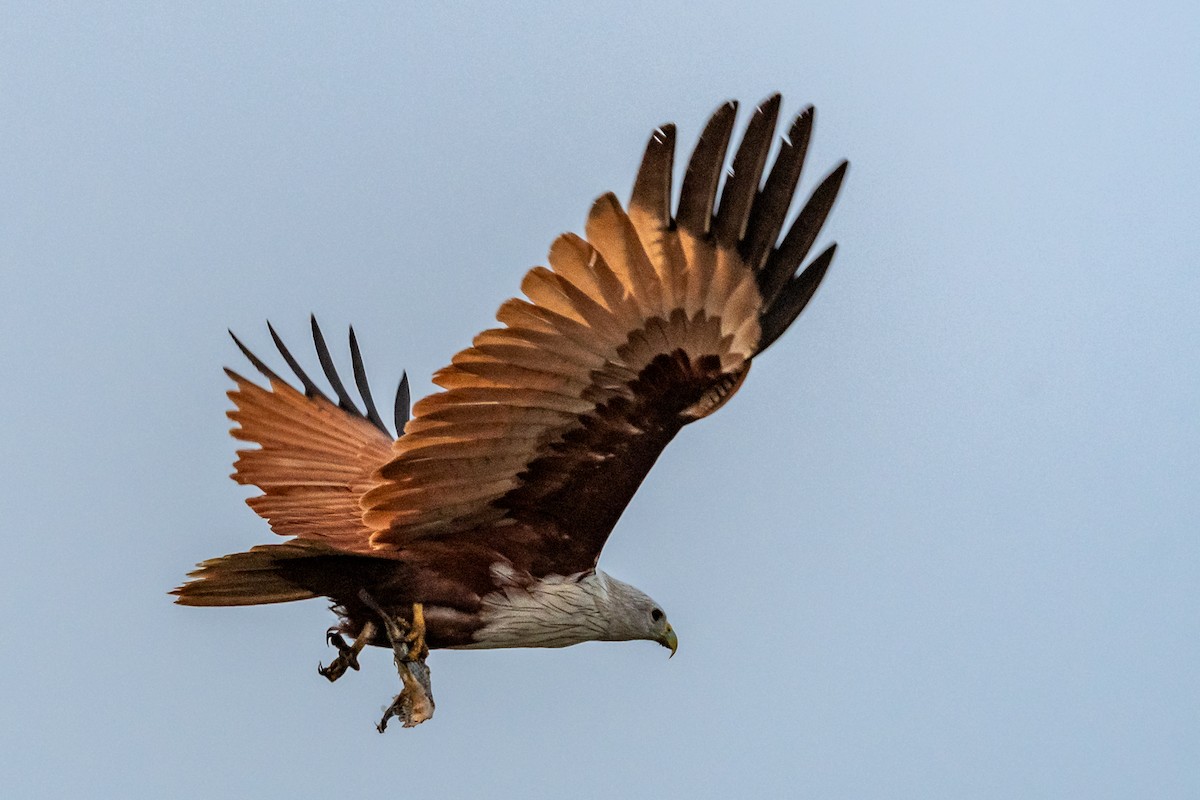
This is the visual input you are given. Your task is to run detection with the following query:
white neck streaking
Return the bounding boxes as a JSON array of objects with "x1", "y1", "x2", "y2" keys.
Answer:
[{"x1": 454, "y1": 565, "x2": 641, "y2": 650}]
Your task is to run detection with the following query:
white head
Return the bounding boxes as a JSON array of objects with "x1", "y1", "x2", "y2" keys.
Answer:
[
  {"x1": 466, "y1": 567, "x2": 678, "y2": 654},
  {"x1": 594, "y1": 572, "x2": 678, "y2": 655}
]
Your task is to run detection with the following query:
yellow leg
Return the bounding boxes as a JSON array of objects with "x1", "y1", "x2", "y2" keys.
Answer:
[
  {"x1": 405, "y1": 603, "x2": 428, "y2": 661},
  {"x1": 355, "y1": 590, "x2": 427, "y2": 663}
]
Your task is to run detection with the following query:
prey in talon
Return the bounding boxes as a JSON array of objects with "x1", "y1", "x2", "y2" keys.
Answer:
[
  {"x1": 357, "y1": 592, "x2": 435, "y2": 730},
  {"x1": 172, "y1": 95, "x2": 847, "y2": 729}
]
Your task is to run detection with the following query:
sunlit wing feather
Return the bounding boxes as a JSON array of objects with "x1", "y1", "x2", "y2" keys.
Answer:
[
  {"x1": 223, "y1": 319, "x2": 404, "y2": 555},
  {"x1": 364, "y1": 96, "x2": 848, "y2": 574}
]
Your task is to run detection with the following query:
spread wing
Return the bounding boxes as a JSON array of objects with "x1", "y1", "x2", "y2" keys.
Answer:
[
  {"x1": 222, "y1": 318, "x2": 410, "y2": 556},
  {"x1": 364, "y1": 96, "x2": 848, "y2": 575}
]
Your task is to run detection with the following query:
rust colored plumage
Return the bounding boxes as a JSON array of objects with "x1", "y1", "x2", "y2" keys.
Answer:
[{"x1": 174, "y1": 96, "x2": 848, "y2": 717}]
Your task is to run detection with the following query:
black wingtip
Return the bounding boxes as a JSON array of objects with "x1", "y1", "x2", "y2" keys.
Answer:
[
  {"x1": 229, "y1": 329, "x2": 284, "y2": 384},
  {"x1": 677, "y1": 101, "x2": 740, "y2": 236},
  {"x1": 713, "y1": 94, "x2": 782, "y2": 247},
  {"x1": 231, "y1": 318, "x2": 406, "y2": 438},
  {"x1": 349, "y1": 325, "x2": 390, "y2": 437},
  {"x1": 739, "y1": 103, "x2": 817, "y2": 273},
  {"x1": 630, "y1": 123, "x2": 678, "y2": 224},
  {"x1": 782, "y1": 106, "x2": 814, "y2": 157},
  {"x1": 758, "y1": 242, "x2": 837, "y2": 354},
  {"x1": 394, "y1": 371, "x2": 411, "y2": 436},
  {"x1": 310, "y1": 315, "x2": 362, "y2": 416},
  {"x1": 788, "y1": 105, "x2": 814, "y2": 142},
  {"x1": 266, "y1": 320, "x2": 330, "y2": 403},
  {"x1": 758, "y1": 158, "x2": 849, "y2": 306}
]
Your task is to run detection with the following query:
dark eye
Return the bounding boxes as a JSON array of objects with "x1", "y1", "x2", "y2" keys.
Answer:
[{"x1": 650, "y1": 608, "x2": 663, "y2": 622}]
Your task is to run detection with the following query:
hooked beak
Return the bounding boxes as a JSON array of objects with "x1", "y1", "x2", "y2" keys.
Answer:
[{"x1": 660, "y1": 624, "x2": 678, "y2": 658}]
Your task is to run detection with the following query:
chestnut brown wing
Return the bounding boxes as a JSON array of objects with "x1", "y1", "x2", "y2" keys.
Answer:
[{"x1": 364, "y1": 96, "x2": 847, "y2": 575}]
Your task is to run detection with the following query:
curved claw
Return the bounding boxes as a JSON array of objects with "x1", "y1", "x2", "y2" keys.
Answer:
[
  {"x1": 319, "y1": 623, "x2": 372, "y2": 682},
  {"x1": 318, "y1": 660, "x2": 347, "y2": 682}
]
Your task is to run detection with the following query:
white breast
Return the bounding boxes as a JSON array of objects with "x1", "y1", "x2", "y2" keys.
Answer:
[{"x1": 452, "y1": 565, "x2": 614, "y2": 650}]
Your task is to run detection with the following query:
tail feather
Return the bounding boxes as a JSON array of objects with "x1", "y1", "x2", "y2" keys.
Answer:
[{"x1": 172, "y1": 542, "x2": 325, "y2": 606}]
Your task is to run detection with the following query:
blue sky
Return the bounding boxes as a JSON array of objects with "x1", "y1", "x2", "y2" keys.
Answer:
[{"x1": 2, "y1": 2, "x2": 1197, "y2": 797}]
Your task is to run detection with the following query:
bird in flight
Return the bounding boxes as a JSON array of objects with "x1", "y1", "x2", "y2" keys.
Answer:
[{"x1": 174, "y1": 95, "x2": 848, "y2": 729}]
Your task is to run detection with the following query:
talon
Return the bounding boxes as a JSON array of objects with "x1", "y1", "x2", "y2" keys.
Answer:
[
  {"x1": 317, "y1": 621, "x2": 374, "y2": 683},
  {"x1": 317, "y1": 659, "x2": 346, "y2": 681}
]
